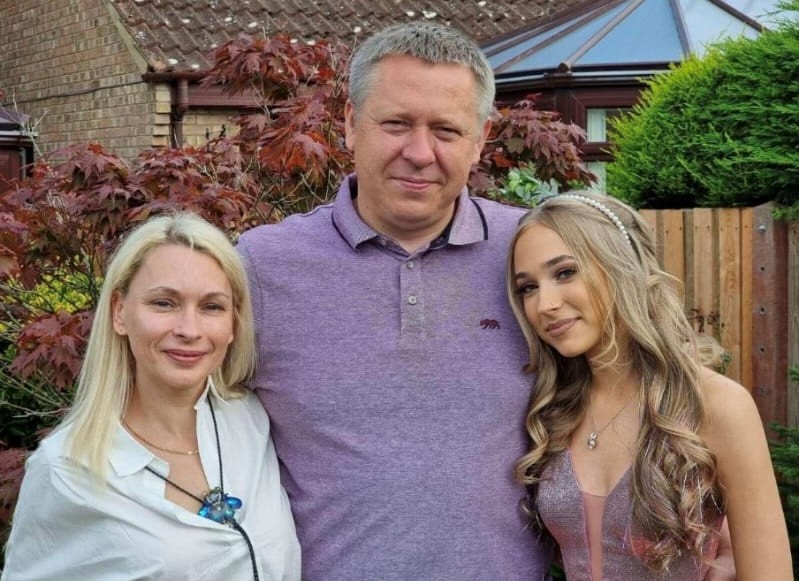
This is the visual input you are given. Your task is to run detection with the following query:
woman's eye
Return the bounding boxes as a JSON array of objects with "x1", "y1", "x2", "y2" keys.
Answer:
[
  {"x1": 517, "y1": 282, "x2": 538, "y2": 295},
  {"x1": 204, "y1": 303, "x2": 227, "y2": 312},
  {"x1": 150, "y1": 299, "x2": 173, "y2": 308}
]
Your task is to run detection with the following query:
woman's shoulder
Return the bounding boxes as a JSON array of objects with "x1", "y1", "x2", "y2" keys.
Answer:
[
  {"x1": 26, "y1": 423, "x2": 73, "y2": 465},
  {"x1": 217, "y1": 390, "x2": 271, "y2": 430}
]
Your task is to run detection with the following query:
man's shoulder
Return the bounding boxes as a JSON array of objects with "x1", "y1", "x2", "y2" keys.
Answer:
[
  {"x1": 238, "y1": 203, "x2": 335, "y2": 247},
  {"x1": 469, "y1": 196, "x2": 526, "y2": 221},
  {"x1": 467, "y1": 196, "x2": 527, "y2": 240}
]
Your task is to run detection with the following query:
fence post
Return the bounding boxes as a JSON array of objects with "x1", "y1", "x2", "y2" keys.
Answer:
[{"x1": 751, "y1": 203, "x2": 789, "y2": 430}]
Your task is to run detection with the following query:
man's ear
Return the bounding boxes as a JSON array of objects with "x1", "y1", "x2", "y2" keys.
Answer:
[{"x1": 344, "y1": 100, "x2": 356, "y2": 151}]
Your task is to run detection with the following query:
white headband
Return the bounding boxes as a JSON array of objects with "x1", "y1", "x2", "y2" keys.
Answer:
[{"x1": 544, "y1": 194, "x2": 632, "y2": 247}]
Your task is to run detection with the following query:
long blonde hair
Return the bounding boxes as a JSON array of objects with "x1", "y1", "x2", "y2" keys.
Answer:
[
  {"x1": 62, "y1": 213, "x2": 256, "y2": 482},
  {"x1": 506, "y1": 192, "x2": 723, "y2": 571}
]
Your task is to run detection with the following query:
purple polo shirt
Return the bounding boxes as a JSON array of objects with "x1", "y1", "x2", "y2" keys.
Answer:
[{"x1": 238, "y1": 175, "x2": 552, "y2": 580}]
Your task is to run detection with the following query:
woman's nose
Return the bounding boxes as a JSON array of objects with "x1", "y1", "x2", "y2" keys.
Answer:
[{"x1": 174, "y1": 308, "x2": 201, "y2": 339}]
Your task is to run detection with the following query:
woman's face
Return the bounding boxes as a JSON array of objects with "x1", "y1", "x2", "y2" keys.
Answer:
[
  {"x1": 112, "y1": 244, "x2": 235, "y2": 397},
  {"x1": 512, "y1": 223, "x2": 607, "y2": 360}
]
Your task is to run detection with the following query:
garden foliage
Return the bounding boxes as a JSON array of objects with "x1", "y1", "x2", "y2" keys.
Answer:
[
  {"x1": 607, "y1": 0, "x2": 799, "y2": 210},
  {"x1": 0, "y1": 33, "x2": 593, "y2": 542},
  {"x1": 769, "y1": 366, "x2": 799, "y2": 577}
]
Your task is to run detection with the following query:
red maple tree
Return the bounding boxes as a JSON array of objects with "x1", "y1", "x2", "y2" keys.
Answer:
[{"x1": 0, "y1": 33, "x2": 593, "y2": 541}]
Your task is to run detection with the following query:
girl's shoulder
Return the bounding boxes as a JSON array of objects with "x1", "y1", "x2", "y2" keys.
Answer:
[{"x1": 699, "y1": 368, "x2": 763, "y2": 448}]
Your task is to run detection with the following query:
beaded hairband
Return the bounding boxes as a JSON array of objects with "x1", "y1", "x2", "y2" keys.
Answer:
[{"x1": 541, "y1": 193, "x2": 632, "y2": 247}]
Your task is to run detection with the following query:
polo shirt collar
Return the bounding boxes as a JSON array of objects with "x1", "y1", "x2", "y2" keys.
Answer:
[{"x1": 331, "y1": 174, "x2": 489, "y2": 251}]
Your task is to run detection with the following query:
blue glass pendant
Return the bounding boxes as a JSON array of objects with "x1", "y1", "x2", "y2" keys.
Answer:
[{"x1": 198, "y1": 487, "x2": 243, "y2": 525}]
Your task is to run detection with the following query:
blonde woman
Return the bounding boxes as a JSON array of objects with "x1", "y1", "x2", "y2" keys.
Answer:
[
  {"x1": 3, "y1": 213, "x2": 300, "y2": 580},
  {"x1": 507, "y1": 192, "x2": 791, "y2": 580}
]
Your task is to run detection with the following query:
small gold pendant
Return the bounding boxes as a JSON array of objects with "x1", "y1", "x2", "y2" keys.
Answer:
[{"x1": 587, "y1": 432, "x2": 598, "y2": 449}]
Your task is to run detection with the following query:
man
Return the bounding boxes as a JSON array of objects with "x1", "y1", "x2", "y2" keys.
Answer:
[
  {"x1": 238, "y1": 22, "x2": 734, "y2": 581},
  {"x1": 238, "y1": 22, "x2": 550, "y2": 580}
]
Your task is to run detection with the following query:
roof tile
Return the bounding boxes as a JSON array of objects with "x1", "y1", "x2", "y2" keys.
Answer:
[{"x1": 110, "y1": 0, "x2": 583, "y2": 71}]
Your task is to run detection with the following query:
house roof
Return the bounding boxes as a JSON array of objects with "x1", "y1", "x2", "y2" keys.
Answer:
[
  {"x1": 0, "y1": 106, "x2": 31, "y2": 144},
  {"x1": 0, "y1": 106, "x2": 28, "y2": 130},
  {"x1": 110, "y1": 0, "x2": 583, "y2": 73},
  {"x1": 483, "y1": 0, "x2": 787, "y2": 86}
]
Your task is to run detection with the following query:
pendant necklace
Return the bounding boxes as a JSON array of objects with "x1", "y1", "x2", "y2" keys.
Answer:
[
  {"x1": 587, "y1": 396, "x2": 632, "y2": 450},
  {"x1": 132, "y1": 397, "x2": 259, "y2": 581}
]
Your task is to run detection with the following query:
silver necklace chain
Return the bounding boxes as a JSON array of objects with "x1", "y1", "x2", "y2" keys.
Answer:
[{"x1": 587, "y1": 398, "x2": 632, "y2": 450}]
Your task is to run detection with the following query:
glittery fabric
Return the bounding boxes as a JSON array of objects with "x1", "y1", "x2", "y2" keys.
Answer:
[{"x1": 537, "y1": 451, "x2": 722, "y2": 580}]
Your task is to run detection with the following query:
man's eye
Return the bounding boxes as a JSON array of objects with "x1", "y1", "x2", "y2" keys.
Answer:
[
  {"x1": 434, "y1": 127, "x2": 460, "y2": 139},
  {"x1": 382, "y1": 120, "x2": 408, "y2": 131}
]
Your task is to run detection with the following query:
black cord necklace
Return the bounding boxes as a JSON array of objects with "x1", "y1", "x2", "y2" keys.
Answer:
[{"x1": 142, "y1": 397, "x2": 259, "y2": 581}]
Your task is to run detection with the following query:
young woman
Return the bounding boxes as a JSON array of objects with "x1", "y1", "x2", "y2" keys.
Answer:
[
  {"x1": 506, "y1": 191, "x2": 791, "y2": 580},
  {"x1": 2, "y1": 213, "x2": 300, "y2": 580}
]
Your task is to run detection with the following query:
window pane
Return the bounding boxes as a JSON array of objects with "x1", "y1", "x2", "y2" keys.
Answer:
[
  {"x1": 586, "y1": 107, "x2": 632, "y2": 142},
  {"x1": 586, "y1": 161, "x2": 607, "y2": 193}
]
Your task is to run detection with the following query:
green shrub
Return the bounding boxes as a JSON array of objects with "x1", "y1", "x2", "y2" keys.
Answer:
[
  {"x1": 489, "y1": 164, "x2": 556, "y2": 207},
  {"x1": 769, "y1": 366, "x2": 799, "y2": 577},
  {"x1": 607, "y1": 0, "x2": 799, "y2": 210},
  {"x1": 0, "y1": 272, "x2": 94, "y2": 448}
]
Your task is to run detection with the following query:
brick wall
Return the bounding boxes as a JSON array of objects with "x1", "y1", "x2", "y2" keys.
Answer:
[
  {"x1": 0, "y1": 0, "x2": 161, "y2": 160},
  {"x1": 181, "y1": 109, "x2": 239, "y2": 148}
]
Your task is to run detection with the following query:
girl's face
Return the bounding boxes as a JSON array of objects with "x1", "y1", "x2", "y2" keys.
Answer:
[{"x1": 512, "y1": 223, "x2": 607, "y2": 360}]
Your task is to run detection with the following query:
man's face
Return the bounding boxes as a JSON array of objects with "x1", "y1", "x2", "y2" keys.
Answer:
[{"x1": 344, "y1": 54, "x2": 491, "y2": 250}]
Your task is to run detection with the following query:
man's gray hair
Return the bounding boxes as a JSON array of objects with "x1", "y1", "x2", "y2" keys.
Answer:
[{"x1": 348, "y1": 22, "x2": 496, "y2": 123}]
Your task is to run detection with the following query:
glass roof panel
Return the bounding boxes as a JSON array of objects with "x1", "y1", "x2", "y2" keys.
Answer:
[
  {"x1": 485, "y1": 0, "x2": 791, "y2": 80},
  {"x1": 576, "y1": 0, "x2": 686, "y2": 66},
  {"x1": 725, "y1": 0, "x2": 785, "y2": 25},
  {"x1": 487, "y1": 2, "x2": 631, "y2": 74},
  {"x1": 680, "y1": 0, "x2": 762, "y2": 54}
]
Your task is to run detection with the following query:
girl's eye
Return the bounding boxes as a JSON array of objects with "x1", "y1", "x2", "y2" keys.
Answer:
[
  {"x1": 516, "y1": 282, "x2": 538, "y2": 295},
  {"x1": 555, "y1": 267, "x2": 578, "y2": 281}
]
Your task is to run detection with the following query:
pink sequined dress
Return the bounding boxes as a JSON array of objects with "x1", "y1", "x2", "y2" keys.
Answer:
[{"x1": 537, "y1": 450, "x2": 721, "y2": 580}]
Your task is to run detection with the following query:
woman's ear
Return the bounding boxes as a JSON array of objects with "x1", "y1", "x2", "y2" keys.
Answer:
[{"x1": 111, "y1": 291, "x2": 127, "y2": 336}]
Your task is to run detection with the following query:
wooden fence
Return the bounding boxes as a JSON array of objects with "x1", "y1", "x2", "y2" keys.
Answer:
[{"x1": 639, "y1": 204, "x2": 798, "y2": 429}]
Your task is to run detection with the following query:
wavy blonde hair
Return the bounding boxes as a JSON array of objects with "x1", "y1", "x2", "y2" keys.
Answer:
[
  {"x1": 506, "y1": 192, "x2": 724, "y2": 571},
  {"x1": 62, "y1": 213, "x2": 256, "y2": 482}
]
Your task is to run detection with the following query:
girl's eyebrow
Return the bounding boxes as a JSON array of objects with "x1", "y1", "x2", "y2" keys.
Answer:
[
  {"x1": 544, "y1": 254, "x2": 574, "y2": 268},
  {"x1": 513, "y1": 254, "x2": 574, "y2": 281}
]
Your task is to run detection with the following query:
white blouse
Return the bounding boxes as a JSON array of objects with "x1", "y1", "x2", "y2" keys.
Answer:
[{"x1": 2, "y1": 390, "x2": 301, "y2": 581}]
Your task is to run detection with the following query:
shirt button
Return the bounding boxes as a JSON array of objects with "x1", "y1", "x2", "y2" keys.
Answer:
[
  {"x1": 408, "y1": 295, "x2": 418, "y2": 305},
  {"x1": 406, "y1": 261, "x2": 414, "y2": 269}
]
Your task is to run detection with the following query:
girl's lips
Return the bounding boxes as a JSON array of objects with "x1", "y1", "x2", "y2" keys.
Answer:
[{"x1": 546, "y1": 318, "x2": 577, "y2": 338}]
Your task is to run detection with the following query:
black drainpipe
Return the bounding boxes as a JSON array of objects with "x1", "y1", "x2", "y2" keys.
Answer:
[{"x1": 141, "y1": 71, "x2": 206, "y2": 148}]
